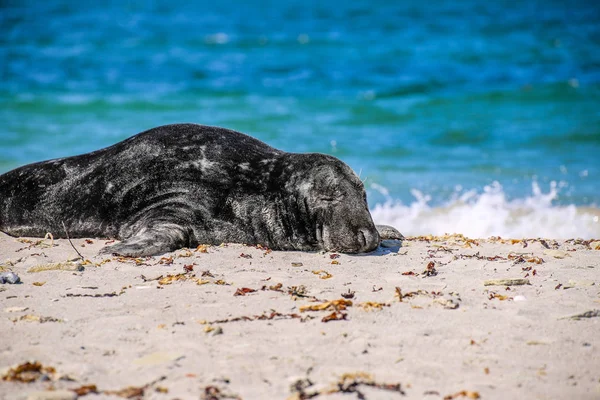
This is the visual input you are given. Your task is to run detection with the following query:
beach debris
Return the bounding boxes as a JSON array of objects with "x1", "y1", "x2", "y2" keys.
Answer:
[
  {"x1": 71, "y1": 385, "x2": 99, "y2": 396},
  {"x1": 288, "y1": 285, "x2": 314, "y2": 300},
  {"x1": 200, "y1": 310, "x2": 310, "y2": 325},
  {"x1": 289, "y1": 371, "x2": 404, "y2": 399},
  {"x1": 201, "y1": 385, "x2": 241, "y2": 400},
  {"x1": 395, "y1": 287, "x2": 403, "y2": 302},
  {"x1": 70, "y1": 377, "x2": 167, "y2": 398},
  {"x1": 158, "y1": 256, "x2": 174, "y2": 265},
  {"x1": 484, "y1": 278, "x2": 531, "y2": 286},
  {"x1": 329, "y1": 253, "x2": 340, "y2": 259},
  {"x1": 155, "y1": 273, "x2": 209, "y2": 286},
  {"x1": 341, "y1": 289, "x2": 355, "y2": 299},
  {"x1": 590, "y1": 240, "x2": 600, "y2": 250},
  {"x1": 402, "y1": 271, "x2": 417, "y2": 276},
  {"x1": 204, "y1": 325, "x2": 224, "y2": 335},
  {"x1": 454, "y1": 252, "x2": 507, "y2": 261},
  {"x1": 507, "y1": 253, "x2": 544, "y2": 264},
  {"x1": 321, "y1": 311, "x2": 347, "y2": 322},
  {"x1": 331, "y1": 260, "x2": 340, "y2": 265},
  {"x1": 560, "y1": 309, "x2": 600, "y2": 320},
  {"x1": 234, "y1": 287, "x2": 257, "y2": 296},
  {"x1": 239, "y1": 253, "x2": 252, "y2": 259},
  {"x1": 155, "y1": 386, "x2": 169, "y2": 394},
  {"x1": 291, "y1": 262, "x2": 303, "y2": 267},
  {"x1": 261, "y1": 282, "x2": 284, "y2": 292},
  {"x1": 196, "y1": 244, "x2": 210, "y2": 253},
  {"x1": 32, "y1": 281, "x2": 46, "y2": 286},
  {"x1": 16, "y1": 233, "x2": 55, "y2": 251},
  {"x1": 1, "y1": 361, "x2": 57, "y2": 383},
  {"x1": 176, "y1": 249, "x2": 193, "y2": 258},
  {"x1": 433, "y1": 297, "x2": 460, "y2": 309},
  {"x1": 115, "y1": 256, "x2": 148, "y2": 265},
  {"x1": 487, "y1": 291, "x2": 512, "y2": 301},
  {"x1": 0, "y1": 271, "x2": 21, "y2": 284},
  {"x1": 299, "y1": 299, "x2": 352, "y2": 313},
  {"x1": 443, "y1": 390, "x2": 481, "y2": 399},
  {"x1": 422, "y1": 261, "x2": 438, "y2": 277},
  {"x1": 359, "y1": 301, "x2": 390, "y2": 311},
  {"x1": 183, "y1": 264, "x2": 194, "y2": 272},
  {"x1": 312, "y1": 270, "x2": 332, "y2": 279},
  {"x1": 27, "y1": 261, "x2": 83, "y2": 273},
  {"x1": 103, "y1": 376, "x2": 167, "y2": 399},
  {"x1": 12, "y1": 314, "x2": 63, "y2": 323},
  {"x1": 526, "y1": 340, "x2": 549, "y2": 346}
]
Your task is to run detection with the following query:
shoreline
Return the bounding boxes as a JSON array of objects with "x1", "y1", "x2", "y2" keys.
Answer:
[{"x1": 1, "y1": 233, "x2": 599, "y2": 399}]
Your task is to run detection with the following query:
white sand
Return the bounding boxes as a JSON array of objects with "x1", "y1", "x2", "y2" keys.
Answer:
[{"x1": 1, "y1": 233, "x2": 599, "y2": 399}]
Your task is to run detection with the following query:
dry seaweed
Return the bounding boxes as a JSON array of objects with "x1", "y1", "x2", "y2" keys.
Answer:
[
  {"x1": 72, "y1": 385, "x2": 99, "y2": 396},
  {"x1": 560, "y1": 309, "x2": 600, "y2": 320},
  {"x1": 507, "y1": 253, "x2": 544, "y2": 264},
  {"x1": 484, "y1": 278, "x2": 530, "y2": 286},
  {"x1": 202, "y1": 310, "x2": 312, "y2": 325},
  {"x1": 422, "y1": 261, "x2": 438, "y2": 277},
  {"x1": 234, "y1": 287, "x2": 257, "y2": 296},
  {"x1": 27, "y1": 261, "x2": 84, "y2": 273},
  {"x1": 455, "y1": 252, "x2": 507, "y2": 261},
  {"x1": 66, "y1": 292, "x2": 122, "y2": 298},
  {"x1": 261, "y1": 282, "x2": 284, "y2": 292},
  {"x1": 299, "y1": 299, "x2": 352, "y2": 312},
  {"x1": 487, "y1": 291, "x2": 512, "y2": 301},
  {"x1": 157, "y1": 273, "x2": 209, "y2": 286},
  {"x1": 289, "y1": 371, "x2": 404, "y2": 399},
  {"x1": 1, "y1": 361, "x2": 56, "y2": 382},
  {"x1": 312, "y1": 270, "x2": 333, "y2": 279},
  {"x1": 196, "y1": 244, "x2": 210, "y2": 253},
  {"x1": 321, "y1": 311, "x2": 347, "y2": 322},
  {"x1": 358, "y1": 302, "x2": 390, "y2": 311},
  {"x1": 101, "y1": 375, "x2": 166, "y2": 399},
  {"x1": 16, "y1": 233, "x2": 55, "y2": 252},
  {"x1": 201, "y1": 385, "x2": 242, "y2": 400},
  {"x1": 12, "y1": 314, "x2": 64, "y2": 323},
  {"x1": 443, "y1": 390, "x2": 481, "y2": 399}
]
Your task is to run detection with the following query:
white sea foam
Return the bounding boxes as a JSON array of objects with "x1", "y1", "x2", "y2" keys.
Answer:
[{"x1": 370, "y1": 181, "x2": 600, "y2": 239}]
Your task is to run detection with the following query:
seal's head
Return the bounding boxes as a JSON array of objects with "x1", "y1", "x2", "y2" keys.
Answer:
[{"x1": 286, "y1": 153, "x2": 380, "y2": 253}]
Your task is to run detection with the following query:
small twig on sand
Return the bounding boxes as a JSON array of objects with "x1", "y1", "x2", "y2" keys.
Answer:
[{"x1": 61, "y1": 221, "x2": 84, "y2": 260}]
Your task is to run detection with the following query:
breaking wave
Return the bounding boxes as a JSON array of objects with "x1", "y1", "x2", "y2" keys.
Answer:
[{"x1": 370, "y1": 181, "x2": 600, "y2": 239}]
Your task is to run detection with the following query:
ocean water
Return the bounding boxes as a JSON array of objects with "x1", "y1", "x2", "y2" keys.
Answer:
[{"x1": 1, "y1": 0, "x2": 599, "y2": 238}]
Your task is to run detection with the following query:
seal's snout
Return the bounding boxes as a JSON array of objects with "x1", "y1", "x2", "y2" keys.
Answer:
[{"x1": 358, "y1": 227, "x2": 379, "y2": 252}]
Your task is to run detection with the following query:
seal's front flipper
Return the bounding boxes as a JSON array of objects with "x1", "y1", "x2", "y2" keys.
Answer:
[
  {"x1": 99, "y1": 224, "x2": 192, "y2": 257},
  {"x1": 376, "y1": 224, "x2": 404, "y2": 240}
]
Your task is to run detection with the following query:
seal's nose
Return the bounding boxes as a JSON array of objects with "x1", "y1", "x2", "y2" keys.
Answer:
[{"x1": 358, "y1": 228, "x2": 379, "y2": 252}]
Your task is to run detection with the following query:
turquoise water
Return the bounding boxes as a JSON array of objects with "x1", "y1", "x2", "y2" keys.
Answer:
[{"x1": 1, "y1": 1, "x2": 599, "y2": 237}]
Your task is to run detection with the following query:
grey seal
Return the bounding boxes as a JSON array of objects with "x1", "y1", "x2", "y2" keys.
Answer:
[{"x1": 0, "y1": 124, "x2": 401, "y2": 256}]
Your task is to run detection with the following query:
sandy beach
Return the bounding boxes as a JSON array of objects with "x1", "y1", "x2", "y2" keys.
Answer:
[{"x1": 1, "y1": 232, "x2": 599, "y2": 400}]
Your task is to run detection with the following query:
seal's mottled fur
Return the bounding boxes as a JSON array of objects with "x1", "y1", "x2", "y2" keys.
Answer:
[{"x1": 0, "y1": 124, "x2": 394, "y2": 256}]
